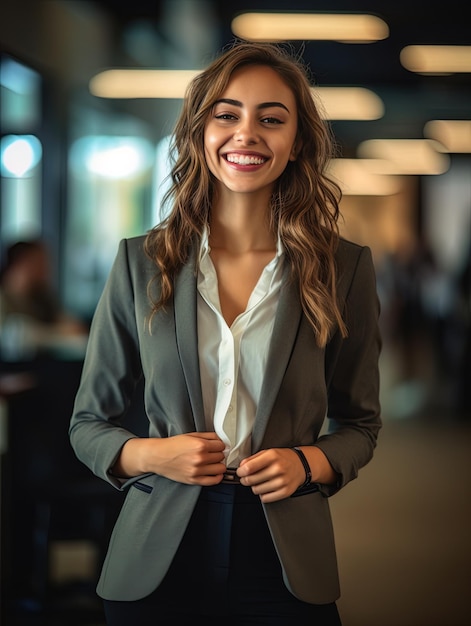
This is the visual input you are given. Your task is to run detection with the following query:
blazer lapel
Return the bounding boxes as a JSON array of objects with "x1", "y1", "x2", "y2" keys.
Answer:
[
  {"x1": 251, "y1": 263, "x2": 303, "y2": 451},
  {"x1": 173, "y1": 245, "x2": 206, "y2": 431}
]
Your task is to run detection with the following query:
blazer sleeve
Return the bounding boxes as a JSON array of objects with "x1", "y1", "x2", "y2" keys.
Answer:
[
  {"x1": 69, "y1": 237, "x2": 149, "y2": 490},
  {"x1": 315, "y1": 243, "x2": 382, "y2": 495}
]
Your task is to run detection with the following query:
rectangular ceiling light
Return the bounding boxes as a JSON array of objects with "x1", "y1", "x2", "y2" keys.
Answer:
[
  {"x1": 357, "y1": 139, "x2": 450, "y2": 175},
  {"x1": 89, "y1": 69, "x2": 201, "y2": 99},
  {"x1": 315, "y1": 87, "x2": 384, "y2": 120},
  {"x1": 328, "y1": 159, "x2": 401, "y2": 195},
  {"x1": 424, "y1": 120, "x2": 471, "y2": 153},
  {"x1": 231, "y1": 12, "x2": 389, "y2": 43},
  {"x1": 400, "y1": 46, "x2": 471, "y2": 74}
]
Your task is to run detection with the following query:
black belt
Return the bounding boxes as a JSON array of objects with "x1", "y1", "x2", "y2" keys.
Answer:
[{"x1": 221, "y1": 467, "x2": 242, "y2": 484}]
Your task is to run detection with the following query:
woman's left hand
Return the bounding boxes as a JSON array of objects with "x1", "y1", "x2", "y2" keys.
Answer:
[
  {"x1": 236, "y1": 448, "x2": 307, "y2": 503},
  {"x1": 237, "y1": 445, "x2": 337, "y2": 503}
]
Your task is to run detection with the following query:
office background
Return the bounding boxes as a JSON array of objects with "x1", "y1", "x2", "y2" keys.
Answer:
[{"x1": 1, "y1": 1, "x2": 470, "y2": 625}]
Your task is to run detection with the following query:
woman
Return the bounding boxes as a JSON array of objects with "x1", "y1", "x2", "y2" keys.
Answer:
[{"x1": 69, "y1": 40, "x2": 382, "y2": 625}]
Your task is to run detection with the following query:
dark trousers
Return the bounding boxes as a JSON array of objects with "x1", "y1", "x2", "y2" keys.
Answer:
[{"x1": 103, "y1": 483, "x2": 342, "y2": 625}]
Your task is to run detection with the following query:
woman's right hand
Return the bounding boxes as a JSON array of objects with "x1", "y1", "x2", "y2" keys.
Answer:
[{"x1": 112, "y1": 432, "x2": 227, "y2": 486}]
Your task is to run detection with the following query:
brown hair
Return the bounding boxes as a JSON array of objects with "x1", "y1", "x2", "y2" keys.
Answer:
[{"x1": 144, "y1": 40, "x2": 347, "y2": 346}]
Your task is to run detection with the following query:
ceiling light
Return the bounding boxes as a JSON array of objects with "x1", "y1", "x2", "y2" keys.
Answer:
[
  {"x1": 314, "y1": 87, "x2": 384, "y2": 120},
  {"x1": 89, "y1": 69, "x2": 201, "y2": 99},
  {"x1": 328, "y1": 159, "x2": 401, "y2": 196},
  {"x1": 357, "y1": 139, "x2": 450, "y2": 175},
  {"x1": 400, "y1": 45, "x2": 471, "y2": 74},
  {"x1": 1, "y1": 135, "x2": 42, "y2": 177},
  {"x1": 423, "y1": 120, "x2": 471, "y2": 153},
  {"x1": 231, "y1": 12, "x2": 389, "y2": 43}
]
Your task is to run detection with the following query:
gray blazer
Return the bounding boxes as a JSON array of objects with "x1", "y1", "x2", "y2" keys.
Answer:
[{"x1": 69, "y1": 234, "x2": 381, "y2": 604}]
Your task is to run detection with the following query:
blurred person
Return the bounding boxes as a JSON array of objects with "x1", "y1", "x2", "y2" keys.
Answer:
[
  {"x1": 69, "y1": 41, "x2": 382, "y2": 625},
  {"x1": 0, "y1": 239, "x2": 87, "y2": 359}
]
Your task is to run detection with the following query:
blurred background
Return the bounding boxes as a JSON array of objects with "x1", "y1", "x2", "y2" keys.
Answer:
[{"x1": 0, "y1": 1, "x2": 469, "y2": 625}]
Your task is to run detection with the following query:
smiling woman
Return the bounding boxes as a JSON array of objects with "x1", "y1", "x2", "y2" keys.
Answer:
[{"x1": 69, "y1": 40, "x2": 381, "y2": 626}]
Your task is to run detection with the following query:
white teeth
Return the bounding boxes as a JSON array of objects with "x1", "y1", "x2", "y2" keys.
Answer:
[{"x1": 226, "y1": 154, "x2": 265, "y2": 165}]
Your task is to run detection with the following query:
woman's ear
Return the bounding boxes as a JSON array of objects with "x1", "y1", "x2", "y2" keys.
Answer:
[{"x1": 289, "y1": 140, "x2": 301, "y2": 161}]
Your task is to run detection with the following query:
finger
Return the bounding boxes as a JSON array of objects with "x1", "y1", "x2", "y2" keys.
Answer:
[
  {"x1": 248, "y1": 476, "x2": 293, "y2": 503},
  {"x1": 259, "y1": 488, "x2": 291, "y2": 504},
  {"x1": 190, "y1": 461, "x2": 227, "y2": 482},
  {"x1": 236, "y1": 450, "x2": 268, "y2": 477}
]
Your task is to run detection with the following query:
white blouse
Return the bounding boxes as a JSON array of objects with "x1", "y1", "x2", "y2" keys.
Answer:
[{"x1": 197, "y1": 228, "x2": 284, "y2": 467}]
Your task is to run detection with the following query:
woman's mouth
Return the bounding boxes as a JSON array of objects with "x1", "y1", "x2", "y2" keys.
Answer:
[{"x1": 225, "y1": 153, "x2": 267, "y2": 165}]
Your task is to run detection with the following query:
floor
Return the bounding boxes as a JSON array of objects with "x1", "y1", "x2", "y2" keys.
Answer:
[{"x1": 332, "y1": 414, "x2": 471, "y2": 626}]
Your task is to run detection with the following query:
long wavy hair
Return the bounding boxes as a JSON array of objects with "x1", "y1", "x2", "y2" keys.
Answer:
[{"x1": 144, "y1": 40, "x2": 347, "y2": 346}]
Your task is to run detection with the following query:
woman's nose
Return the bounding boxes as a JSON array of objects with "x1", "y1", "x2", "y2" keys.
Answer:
[{"x1": 234, "y1": 118, "x2": 258, "y2": 144}]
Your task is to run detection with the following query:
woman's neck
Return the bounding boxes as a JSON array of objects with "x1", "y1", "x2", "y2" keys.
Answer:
[{"x1": 209, "y1": 189, "x2": 275, "y2": 254}]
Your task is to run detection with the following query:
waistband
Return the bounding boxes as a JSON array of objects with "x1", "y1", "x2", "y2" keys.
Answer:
[{"x1": 200, "y1": 480, "x2": 259, "y2": 504}]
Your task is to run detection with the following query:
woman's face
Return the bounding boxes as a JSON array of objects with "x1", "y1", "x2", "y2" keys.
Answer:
[{"x1": 204, "y1": 64, "x2": 298, "y2": 198}]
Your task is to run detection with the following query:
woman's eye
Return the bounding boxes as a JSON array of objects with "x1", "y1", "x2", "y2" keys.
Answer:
[
  {"x1": 261, "y1": 117, "x2": 283, "y2": 124},
  {"x1": 215, "y1": 113, "x2": 237, "y2": 120}
]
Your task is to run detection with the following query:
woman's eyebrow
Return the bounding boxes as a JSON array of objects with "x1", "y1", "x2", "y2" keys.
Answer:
[{"x1": 214, "y1": 98, "x2": 290, "y2": 113}]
